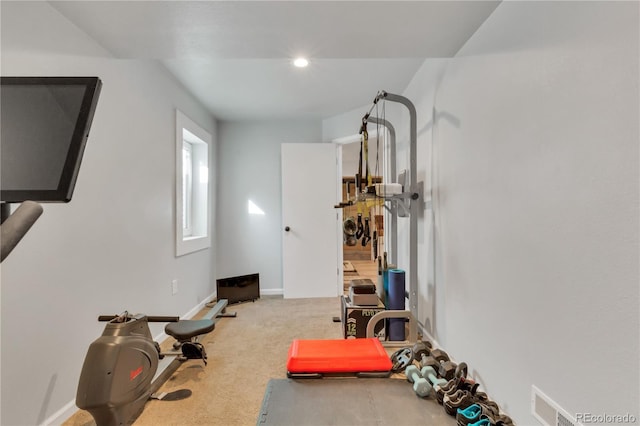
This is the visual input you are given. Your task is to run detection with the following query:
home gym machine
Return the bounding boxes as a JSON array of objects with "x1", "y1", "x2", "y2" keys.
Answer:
[
  {"x1": 340, "y1": 90, "x2": 425, "y2": 348},
  {"x1": 76, "y1": 300, "x2": 234, "y2": 426}
]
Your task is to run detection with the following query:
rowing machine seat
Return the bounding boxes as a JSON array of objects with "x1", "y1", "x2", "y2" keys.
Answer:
[{"x1": 165, "y1": 319, "x2": 215, "y2": 342}]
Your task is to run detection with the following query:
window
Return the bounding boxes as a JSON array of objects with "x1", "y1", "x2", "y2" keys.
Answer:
[
  {"x1": 176, "y1": 110, "x2": 211, "y2": 256},
  {"x1": 182, "y1": 141, "x2": 193, "y2": 236}
]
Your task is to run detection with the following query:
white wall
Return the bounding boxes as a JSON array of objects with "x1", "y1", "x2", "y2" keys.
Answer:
[
  {"x1": 322, "y1": 104, "x2": 364, "y2": 143},
  {"x1": 324, "y1": 1, "x2": 639, "y2": 424},
  {"x1": 0, "y1": 2, "x2": 218, "y2": 425},
  {"x1": 323, "y1": 104, "x2": 385, "y2": 189},
  {"x1": 381, "y1": 60, "x2": 449, "y2": 339},
  {"x1": 215, "y1": 120, "x2": 322, "y2": 294},
  {"x1": 435, "y1": 2, "x2": 638, "y2": 422}
]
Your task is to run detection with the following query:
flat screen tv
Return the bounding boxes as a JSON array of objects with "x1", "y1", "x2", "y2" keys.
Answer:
[
  {"x1": 216, "y1": 273, "x2": 260, "y2": 304},
  {"x1": 1, "y1": 76, "x2": 102, "y2": 203}
]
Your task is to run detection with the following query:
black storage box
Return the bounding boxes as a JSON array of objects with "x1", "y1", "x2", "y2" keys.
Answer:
[
  {"x1": 341, "y1": 295, "x2": 385, "y2": 339},
  {"x1": 216, "y1": 273, "x2": 260, "y2": 304}
]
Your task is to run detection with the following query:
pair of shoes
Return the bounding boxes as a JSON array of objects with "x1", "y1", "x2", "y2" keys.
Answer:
[
  {"x1": 456, "y1": 403, "x2": 500, "y2": 426},
  {"x1": 436, "y1": 377, "x2": 478, "y2": 405},
  {"x1": 436, "y1": 378, "x2": 461, "y2": 404},
  {"x1": 457, "y1": 404, "x2": 484, "y2": 426},
  {"x1": 494, "y1": 414, "x2": 514, "y2": 426},
  {"x1": 473, "y1": 394, "x2": 500, "y2": 417},
  {"x1": 446, "y1": 381, "x2": 504, "y2": 418},
  {"x1": 475, "y1": 413, "x2": 515, "y2": 426},
  {"x1": 444, "y1": 390, "x2": 476, "y2": 416},
  {"x1": 469, "y1": 419, "x2": 492, "y2": 426}
]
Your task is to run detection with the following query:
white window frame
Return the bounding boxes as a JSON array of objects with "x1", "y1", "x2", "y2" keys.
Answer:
[{"x1": 176, "y1": 110, "x2": 211, "y2": 256}]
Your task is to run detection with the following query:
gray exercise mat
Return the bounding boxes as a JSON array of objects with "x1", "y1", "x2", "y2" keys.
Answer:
[{"x1": 257, "y1": 378, "x2": 455, "y2": 426}]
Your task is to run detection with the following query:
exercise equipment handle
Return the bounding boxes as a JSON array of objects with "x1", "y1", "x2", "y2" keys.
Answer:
[
  {"x1": 97, "y1": 315, "x2": 180, "y2": 322},
  {"x1": 98, "y1": 315, "x2": 118, "y2": 322},
  {"x1": 146, "y1": 316, "x2": 180, "y2": 322}
]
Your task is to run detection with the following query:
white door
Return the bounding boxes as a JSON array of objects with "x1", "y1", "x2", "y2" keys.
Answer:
[{"x1": 281, "y1": 143, "x2": 339, "y2": 298}]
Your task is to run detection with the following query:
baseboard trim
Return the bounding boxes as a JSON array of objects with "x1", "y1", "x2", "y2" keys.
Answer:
[
  {"x1": 418, "y1": 325, "x2": 440, "y2": 350},
  {"x1": 182, "y1": 292, "x2": 218, "y2": 319},
  {"x1": 261, "y1": 288, "x2": 283, "y2": 296},
  {"x1": 43, "y1": 292, "x2": 217, "y2": 426},
  {"x1": 41, "y1": 399, "x2": 77, "y2": 426}
]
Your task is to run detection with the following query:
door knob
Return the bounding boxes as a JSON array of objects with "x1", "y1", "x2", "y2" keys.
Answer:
[{"x1": 284, "y1": 226, "x2": 291, "y2": 232}]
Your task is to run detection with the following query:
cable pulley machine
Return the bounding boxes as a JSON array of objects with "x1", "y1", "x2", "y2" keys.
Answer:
[{"x1": 336, "y1": 90, "x2": 423, "y2": 330}]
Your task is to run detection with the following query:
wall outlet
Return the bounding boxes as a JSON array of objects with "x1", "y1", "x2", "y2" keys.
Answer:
[{"x1": 171, "y1": 279, "x2": 178, "y2": 295}]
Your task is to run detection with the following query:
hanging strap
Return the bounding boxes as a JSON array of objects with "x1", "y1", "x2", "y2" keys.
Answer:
[
  {"x1": 356, "y1": 122, "x2": 365, "y2": 193},
  {"x1": 361, "y1": 217, "x2": 371, "y2": 246},
  {"x1": 372, "y1": 230, "x2": 378, "y2": 259},
  {"x1": 362, "y1": 126, "x2": 371, "y2": 188},
  {"x1": 355, "y1": 213, "x2": 364, "y2": 239}
]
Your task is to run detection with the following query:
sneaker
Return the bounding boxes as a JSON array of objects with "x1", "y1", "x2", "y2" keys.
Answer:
[
  {"x1": 468, "y1": 419, "x2": 492, "y2": 426},
  {"x1": 436, "y1": 378, "x2": 461, "y2": 404},
  {"x1": 477, "y1": 413, "x2": 514, "y2": 426},
  {"x1": 437, "y1": 377, "x2": 478, "y2": 404},
  {"x1": 456, "y1": 404, "x2": 482, "y2": 426},
  {"x1": 474, "y1": 398, "x2": 499, "y2": 417},
  {"x1": 496, "y1": 414, "x2": 514, "y2": 426},
  {"x1": 444, "y1": 390, "x2": 475, "y2": 416},
  {"x1": 457, "y1": 402, "x2": 501, "y2": 426}
]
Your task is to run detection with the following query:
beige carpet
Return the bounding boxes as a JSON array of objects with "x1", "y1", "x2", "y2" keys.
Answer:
[
  {"x1": 64, "y1": 296, "x2": 344, "y2": 426},
  {"x1": 64, "y1": 296, "x2": 456, "y2": 426}
]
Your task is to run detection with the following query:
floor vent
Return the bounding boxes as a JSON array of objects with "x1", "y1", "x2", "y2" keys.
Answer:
[{"x1": 531, "y1": 385, "x2": 582, "y2": 426}]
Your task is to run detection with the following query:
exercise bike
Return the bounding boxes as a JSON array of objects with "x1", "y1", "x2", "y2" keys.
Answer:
[{"x1": 76, "y1": 299, "x2": 234, "y2": 426}]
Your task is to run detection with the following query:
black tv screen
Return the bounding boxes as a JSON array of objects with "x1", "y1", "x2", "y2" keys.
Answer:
[{"x1": 1, "y1": 76, "x2": 102, "y2": 203}]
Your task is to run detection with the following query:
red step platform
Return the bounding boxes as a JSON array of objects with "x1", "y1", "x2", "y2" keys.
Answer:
[{"x1": 286, "y1": 338, "x2": 392, "y2": 378}]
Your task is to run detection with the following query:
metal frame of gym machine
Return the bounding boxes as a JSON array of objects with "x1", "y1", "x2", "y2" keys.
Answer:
[{"x1": 360, "y1": 91, "x2": 422, "y2": 347}]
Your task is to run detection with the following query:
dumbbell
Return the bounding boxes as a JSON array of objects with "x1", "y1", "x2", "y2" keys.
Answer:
[
  {"x1": 404, "y1": 365, "x2": 432, "y2": 397},
  {"x1": 412, "y1": 341, "x2": 432, "y2": 368},
  {"x1": 413, "y1": 342, "x2": 458, "y2": 381},
  {"x1": 420, "y1": 366, "x2": 447, "y2": 389}
]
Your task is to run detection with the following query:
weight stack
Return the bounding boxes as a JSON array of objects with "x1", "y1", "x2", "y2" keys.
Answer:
[{"x1": 387, "y1": 269, "x2": 406, "y2": 341}]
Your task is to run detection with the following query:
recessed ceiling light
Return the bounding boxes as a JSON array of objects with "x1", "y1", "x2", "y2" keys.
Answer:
[{"x1": 293, "y1": 57, "x2": 309, "y2": 68}]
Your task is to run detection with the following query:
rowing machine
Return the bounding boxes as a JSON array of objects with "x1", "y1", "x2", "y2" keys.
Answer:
[{"x1": 76, "y1": 299, "x2": 233, "y2": 426}]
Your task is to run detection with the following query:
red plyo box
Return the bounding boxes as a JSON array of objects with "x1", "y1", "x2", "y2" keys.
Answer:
[{"x1": 286, "y1": 338, "x2": 392, "y2": 378}]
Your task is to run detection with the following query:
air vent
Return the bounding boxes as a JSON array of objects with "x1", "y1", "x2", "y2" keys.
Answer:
[{"x1": 531, "y1": 385, "x2": 582, "y2": 426}]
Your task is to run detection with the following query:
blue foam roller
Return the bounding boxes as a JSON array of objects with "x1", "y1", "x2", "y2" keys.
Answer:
[
  {"x1": 382, "y1": 269, "x2": 390, "y2": 336},
  {"x1": 388, "y1": 269, "x2": 406, "y2": 341},
  {"x1": 382, "y1": 270, "x2": 389, "y2": 306}
]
